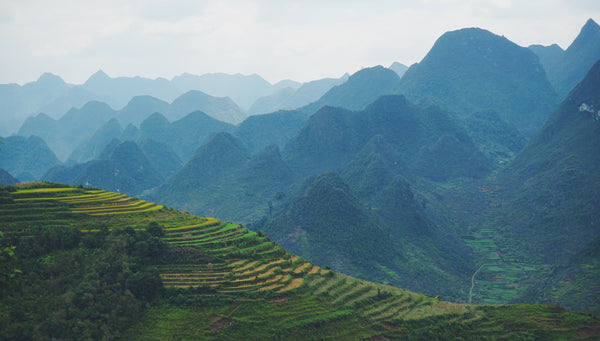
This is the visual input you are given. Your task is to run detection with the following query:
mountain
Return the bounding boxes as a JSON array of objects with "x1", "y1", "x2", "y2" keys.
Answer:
[
  {"x1": 138, "y1": 139, "x2": 183, "y2": 179},
  {"x1": 157, "y1": 132, "x2": 249, "y2": 194},
  {"x1": 396, "y1": 27, "x2": 558, "y2": 137},
  {"x1": 235, "y1": 110, "x2": 307, "y2": 154},
  {"x1": 547, "y1": 18, "x2": 600, "y2": 99},
  {"x1": 340, "y1": 135, "x2": 408, "y2": 199},
  {"x1": 528, "y1": 44, "x2": 565, "y2": 72},
  {"x1": 0, "y1": 73, "x2": 72, "y2": 135},
  {"x1": 246, "y1": 87, "x2": 296, "y2": 116},
  {"x1": 0, "y1": 169, "x2": 18, "y2": 185},
  {"x1": 18, "y1": 91, "x2": 237, "y2": 163},
  {"x1": 168, "y1": 90, "x2": 246, "y2": 124},
  {"x1": 0, "y1": 135, "x2": 60, "y2": 179},
  {"x1": 67, "y1": 118, "x2": 123, "y2": 164},
  {"x1": 264, "y1": 172, "x2": 473, "y2": 299},
  {"x1": 247, "y1": 75, "x2": 349, "y2": 116},
  {"x1": 272, "y1": 79, "x2": 302, "y2": 91},
  {"x1": 82, "y1": 70, "x2": 177, "y2": 108},
  {"x1": 463, "y1": 110, "x2": 527, "y2": 163},
  {"x1": 18, "y1": 101, "x2": 116, "y2": 161},
  {"x1": 171, "y1": 72, "x2": 272, "y2": 110},
  {"x1": 148, "y1": 132, "x2": 296, "y2": 223},
  {"x1": 44, "y1": 140, "x2": 163, "y2": 195},
  {"x1": 476, "y1": 60, "x2": 600, "y2": 314},
  {"x1": 389, "y1": 61, "x2": 408, "y2": 77},
  {"x1": 2, "y1": 183, "x2": 596, "y2": 340},
  {"x1": 159, "y1": 111, "x2": 236, "y2": 162},
  {"x1": 300, "y1": 66, "x2": 401, "y2": 115},
  {"x1": 117, "y1": 95, "x2": 170, "y2": 126},
  {"x1": 285, "y1": 95, "x2": 492, "y2": 180}
]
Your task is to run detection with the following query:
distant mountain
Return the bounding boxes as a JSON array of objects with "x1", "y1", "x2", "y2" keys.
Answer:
[
  {"x1": 18, "y1": 101, "x2": 116, "y2": 161},
  {"x1": 235, "y1": 110, "x2": 307, "y2": 154},
  {"x1": 118, "y1": 95, "x2": 170, "y2": 127},
  {"x1": 138, "y1": 139, "x2": 183, "y2": 180},
  {"x1": 547, "y1": 18, "x2": 600, "y2": 99},
  {"x1": 67, "y1": 118, "x2": 123, "y2": 164},
  {"x1": 0, "y1": 73, "x2": 72, "y2": 135},
  {"x1": 148, "y1": 133, "x2": 295, "y2": 223},
  {"x1": 82, "y1": 70, "x2": 177, "y2": 108},
  {"x1": 247, "y1": 87, "x2": 296, "y2": 116},
  {"x1": 18, "y1": 90, "x2": 240, "y2": 161},
  {"x1": 0, "y1": 169, "x2": 19, "y2": 185},
  {"x1": 139, "y1": 111, "x2": 235, "y2": 162},
  {"x1": 300, "y1": 66, "x2": 400, "y2": 115},
  {"x1": 492, "y1": 60, "x2": 600, "y2": 313},
  {"x1": 156, "y1": 132, "x2": 249, "y2": 194},
  {"x1": 169, "y1": 90, "x2": 246, "y2": 124},
  {"x1": 171, "y1": 72, "x2": 272, "y2": 110},
  {"x1": 272, "y1": 79, "x2": 302, "y2": 91},
  {"x1": 397, "y1": 27, "x2": 558, "y2": 137},
  {"x1": 389, "y1": 61, "x2": 408, "y2": 77},
  {"x1": 0, "y1": 135, "x2": 60, "y2": 179},
  {"x1": 247, "y1": 75, "x2": 349, "y2": 116},
  {"x1": 44, "y1": 140, "x2": 163, "y2": 195},
  {"x1": 528, "y1": 44, "x2": 565, "y2": 72},
  {"x1": 285, "y1": 95, "x2": 492, "y2": 180},
  {"x1": 164, "y1": 110, "x2": 234, "y2": 161}
]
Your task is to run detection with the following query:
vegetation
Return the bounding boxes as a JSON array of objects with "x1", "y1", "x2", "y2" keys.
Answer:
[{"x1": 1, "y1": 183, "x2": 597, "y2": 339}]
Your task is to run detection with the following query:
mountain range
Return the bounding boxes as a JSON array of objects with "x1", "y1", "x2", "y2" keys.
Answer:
[{"x1": 1, "y1": 18, "x2": 599, "y2": 320}]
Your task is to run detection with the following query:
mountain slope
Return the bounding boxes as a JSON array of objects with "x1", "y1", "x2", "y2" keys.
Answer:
[
  {"x1": 389, "y1": 61, "x2": 408, "y2": 77},
  {"x1": 168, "y1": 90, "x2": 246, "y2": 124},
  {"x1": 2, "y1": 183, "x2": 596, "y2": 340},
  {"x1": 67, "y1": 118, "x2": 123, "y2": 164},
  {"x1": 247, "y1": 75, "x2": 349, "y2": 116},
  {"x1": 0, "y1": 135, "x2": 60, "y2": 179},
  {"x1": 235, "y1": 110, "x2": 307, "y2": 154},
  {"x1": 118, "y1": 95, "x2": 170, "y2": 126},
  {"x1": 0, "y1": 169, "x2": 18, "y2": 185},
  {"x1": 396, "y1": 27, "x2": 558, "y2": 137},
  {"x1": 528, "y1": 44, "x2": 565, "y2": 72},
  {"x1": 285, "y1": 95, "x2": 492, "y2": 180},
  {"x1": 300, "y1": 66, "x2": 400, "y2": 115},
  {"x1": 478, "y1": 59, "x2": 600, "y2": 314},
  {"x1": 18, "y1": 101, "x2": 116, "y2": 161},
  {"x1": 43, "y1": 140, "x2": 163, "y2": 195},
  {"x1": 264, "y1": 172, "x2": 473, "y2": 299},
  {"x1": 148, "y1": 133, "x2": 294, "y2": 223}
]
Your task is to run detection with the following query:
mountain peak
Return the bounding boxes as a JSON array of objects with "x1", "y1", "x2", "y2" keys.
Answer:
[
  {"x1": 36, "y1": 72, "x2": 65, "y2": 84},
  {"x1": 573, "y1": 18, "x2": 600, "y2": 46},
  {"x1": 548, "y1": 18, "x2": 600, "y2": 98},
  {"x1": 85, "y1": 70, "x2": 110, "y2": 84},
  {"x1": 583, "y1": 18, "x2": 600, "y2": 32}
]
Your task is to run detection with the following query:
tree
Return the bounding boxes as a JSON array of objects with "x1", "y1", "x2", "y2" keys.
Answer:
[
  {"x1": 0, "y1": 231, "x2": 20, "y2": 294},
  {"x1": 146, "y1": 221, "x2": 164, "y2": 238}
]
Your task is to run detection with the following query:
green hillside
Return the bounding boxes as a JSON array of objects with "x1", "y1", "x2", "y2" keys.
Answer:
[
  {"x1": 1, "y1": 183, "x2": 598, "y2": 340},
  {"x1": 396, "y1": 27, "x2": 558, "y2": 137}
]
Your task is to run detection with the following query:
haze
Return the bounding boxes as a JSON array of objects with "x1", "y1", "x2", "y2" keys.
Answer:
[{"x1": 1, "y1": 0, "x2": 598, "y2": 85}]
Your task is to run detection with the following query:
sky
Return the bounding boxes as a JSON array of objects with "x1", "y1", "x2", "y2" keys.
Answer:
[{"x1": 0, "y1": 0, "x2": 598, "y2": 85}]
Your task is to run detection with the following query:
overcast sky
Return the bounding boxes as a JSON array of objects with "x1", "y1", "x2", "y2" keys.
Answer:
[{"x1": 1, "y1": 0, "x2": 598, "y2": 85}]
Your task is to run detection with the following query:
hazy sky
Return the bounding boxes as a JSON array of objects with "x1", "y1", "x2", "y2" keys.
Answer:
[{"x1": 1, "y1": 0, "x2": 598, "y2": 85}]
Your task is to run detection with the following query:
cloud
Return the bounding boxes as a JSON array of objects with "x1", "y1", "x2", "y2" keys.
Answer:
[{"x1": 0, "y1": 0, "x2": 598, "y2": 84}]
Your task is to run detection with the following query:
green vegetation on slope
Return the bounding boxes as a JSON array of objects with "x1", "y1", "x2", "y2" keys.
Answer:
[{"x1": 0, "y1": 183, "x2": 598, "y2": 340}]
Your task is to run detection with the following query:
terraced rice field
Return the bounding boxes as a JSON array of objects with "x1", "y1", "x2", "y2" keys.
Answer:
[{"x1": 0, "y1": 183, "x2": 472, "y2": 326}]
